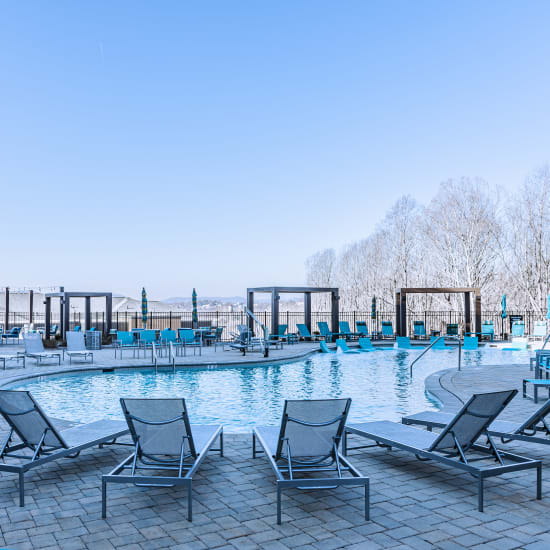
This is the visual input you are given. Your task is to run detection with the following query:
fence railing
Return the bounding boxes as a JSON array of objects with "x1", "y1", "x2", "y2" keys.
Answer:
[{"x1": 0, "y1": 310, "x2": 547, "y2": 340}]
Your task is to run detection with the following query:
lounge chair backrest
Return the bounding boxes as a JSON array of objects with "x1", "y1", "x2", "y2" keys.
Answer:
[
  {"x1": 335, "y1": 338, "x2": 350, "y2": 352},
  {"x1": 121, "y1": 398, "x2": 196, "y2": 458},
  {"x1": 512, "y1": 321, "x2": 525, "y2": 336},
  {"x1": 381, "y1": 321, "x2": 393, "y2": 336},
  {"x1": 413, "y1": 321, "x2": 426, "y2": 336},
  {"x1": 23, "y1": 333, "x2": 45, "y2": 354},
  {"x1": 482, "y1": 322, "x2": 494, "y2": 335},
  {"x1": 275, "y1": 398, "x2": 351, "y2": 460},
  {"x1": 356, "y1": 321, "x2": 368, "y2": 335},
  {"x1": 161, "y1": 329, "x2": 177, "y2": 343},
  {"x1": 446, "y1": 324, "x2": 458, "y2": 336},
  {"x1": 179, "y1": 329, "x2": 197, "y2": 344},
  {"x1": 517, "y1": 398, "x2": 550, "y2": 433},
  {"x1": 339, "y1": 322, "x2": 351, "y2": 334},
  {"x1": 319, "y1": 341, "x2": 331, "y2": 353},
  {"x1": 396, "y1": 336, "x2": 411, "y2": 349},
  {"x1": 116, "y1": 331, "x2": 134, "y2": 345},
  {"x1": 297, "y1": 324, "x2": 311, "y2": 337},
  {"x1": 139, "y1": 330, "x2": 157, "y2": 344},
  {"x1": 318, "y1": 322, "x2": 331, "y2": 336},
  {"x1": 533, "y1": 321, "x2": 547, "y2": 337},
  {"x1": 429, "y1": 390, "x2": 517, "y2": 453},
  {"x1": 359, "y1": 337, "x2": 374, "y2": 350},
  {"x1": 66, "y1": 331, "x2": 86, "y2": 352},
  {"x1": 278, "y1": 325, "x2": 288, "y2": 337},
  {"x1": 0, "y1": 390, "x2": 68, "y2": 448}
]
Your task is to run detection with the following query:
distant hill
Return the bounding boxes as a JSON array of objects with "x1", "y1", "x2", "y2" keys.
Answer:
[{"x1": 162, "y1": 296, "x2": 245, "y2": 304}]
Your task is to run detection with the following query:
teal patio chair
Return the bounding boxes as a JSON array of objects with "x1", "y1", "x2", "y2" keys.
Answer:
[
  {"x1": 381, "y1": 321, "x2": 394, "y2": 339},
  {"x1": 481, "y1": 321, "x2": 494, "y2": 342},
  {"x1": 356, "y1": 321, "x2": 369, "y2": 336},
  {"x1": 114, "y1": 331, "x2": 139, "y2": 358},
  {"x1": 339, "y1": 321, "x2": 360, "y2": 340},
  {"x1": 358, "y1": 337, "x2": 375, "y2": 352},
  {"x1": 319, "y1": 341, "x2": 336, "y2": 354},
  {"x1": 512, "y1": 321, "x2": 525, "y2": 337},
  {"x1": 335, "y1": 339, "x2": 360, "y2": 354},
  {"x1": 179, "y1": 328, "x2": 202, "y2": 356},
  {"x1": 413, "y1": 321, "x2": 426, "y2": 339},
  {"x1": 296, "y1": 324, "x2": 323, "y2": 341},
  {"x1": 318, "y1": 322, "x2": 337, "y2": 342},
  {"x1": 446, "y1": 323, "x2": 459, "y2": 336}
]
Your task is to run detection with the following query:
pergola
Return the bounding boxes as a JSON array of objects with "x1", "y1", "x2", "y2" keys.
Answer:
[
  {"x1": 247, "y1": 286, "x2": 339, "y2": 337},
  {"x1": 395, "y1": 287, "x2": 481, "y2": 337},
  {"x1": 45, "y1": 291, "x2": 113, "y2": 338}
]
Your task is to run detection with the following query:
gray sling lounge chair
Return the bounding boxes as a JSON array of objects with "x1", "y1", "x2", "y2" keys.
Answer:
[
  {"x1": 64, "y1": 331, "x2": 93, "y2": 364},
  {"x1": 23, "y1": 333, "x2": 61, "y2": 365},
  {"x1": 253, "y1": 398, "x2": 369, "y2": 524},
  {"x1": 102, "y1": 398, "x2": 223, "y2": 521},
  {"x1": 402, "y1": 398, "x2": 550, "y2": 447},
  {"x1": 343, "y1": 390, "x2": 541, "y2": 511},
  {"x1": 0, "y1": 390, "x2": 128, "y2": 506}
]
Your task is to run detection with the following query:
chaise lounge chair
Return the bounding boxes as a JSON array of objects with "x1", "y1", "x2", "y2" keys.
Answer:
[
  {"x1": 335, "y1": 339, "x2": 360, "y2": 354},
  {"x1": 512, "y1": 321, "x2": 525, "y2": 337},
  {"x1": 343, "y1": 390, "x2": 542, "y2": 511},
  {"x1": 1, "y1": 327, "x2": 21, "y2": 344},
  {"x1": 318, "y1": 322, "x2": 338, "y2": 342},
  {"x1": 358, "y1": 337, "x2": 376, "y2": 351},
  {"x1": 296, "y1": 324, "x2": 324, "y2": 341},
  {"x1": 413, "y1": 321, "x2": 427, "y2": 339},
  {"x1": 252, "y1": 398, "x2": 369, "y2": 524},
  {"x1": 381, "y1": 321, "x2": 394, "y2": 339},
  {"x1": 64, "y1": 331, "x2": 93, "y2": 364},
  {"x1": 102, "y1": 398, "x2": 223, "y2": 520},
  {"x1": 0, "y1": 390, "x2": 129, "y2": 506},
  {"x1": 339, "y1": 321, "x2": 360, "y2": 340},
  {"x1": 356, "y1": 321, "x2": 369, "y2": 337},
  {"x1": 22, "y1": 333, "x2": 61, "y2": 365},
  {"x1": 403, "y1": 397, "x2": 550, "y2": 447},
  {"x1": 463, "y1": 336, "x2": 479, "y2": 350}
]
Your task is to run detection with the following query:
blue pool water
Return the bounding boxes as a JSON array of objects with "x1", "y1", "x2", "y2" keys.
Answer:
[{"x1": 8, "y1": 348, "x2": 530, "y2": 432}]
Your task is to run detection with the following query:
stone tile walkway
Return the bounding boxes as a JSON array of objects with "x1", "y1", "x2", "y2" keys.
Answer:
[{"x1": 1, "y1": 357, "x2": 550, "y2": 548}]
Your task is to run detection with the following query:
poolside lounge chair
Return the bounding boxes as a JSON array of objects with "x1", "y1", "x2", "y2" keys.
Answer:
[
  {"x1": 296, "y1": 324, "x2": 324, "y2": 341},
  {"x1": 446, "y1": 323, "x2": 459, "y2": 336},
  {"x1": 114, "y1": 331, "x2": 139, "y2": 358},
  {"x1": 179, "y1": 328, "x2": 202, "y2": 356},
  {"x1": 396, "y1": 336, "x2": 413, "y2": 349},
  {"x1": 319, "y1": 341, "x2": 335, "y2": 354},
  {"x1": 318, "y1": 322, "x2": 337, "y2": 342},
  {"x1": 481, "y1": 321, "x2": 494, "y2": 342},
  {"x1": 512, "y1": 321, "x2": 525, "y2": 337},
  {"x1": 0, "y1": 390, "x2": 129, "y2": 506},
  {"x1": 531, "y1": 321, "x2": 547, "y2": 341},
  {"x1": 0, "y1": 354, "x2": 25, "y2": 370},
  {"x1": 403, "y1": 398, "x2": 550, "y2": 448},
  {"x1": 463, "y1": 336, "x2": 479, "y2": 350},
  {"x1": 138, "y1": 329, "x2": 158, "y2": 352},
  {"x1": 268, "y1": 324, "x2": 290, "y2": 348},
  {"x1": 356, "y1": 321, "x2": 369, "y2": 336},
  {"x1": 48, "y1": 324, "x2": 58, "y2": 338},
  {"x1": 335, "y1": 339, "x2": 360, "y2": 354},
  {"x1": 413, "y1": 321, "x2": 426, "y2": 339},
  {"x1": 22, "y1": 333, "x2": 61, "y2": 365},
  {"x1": 65, "y1": 331, "x2": 93, "y2": 364},
  {"x1": 339, "y1": 322, "x2": 360, "y2": 340},
  {"x1": 252, "y1": 398, "x2": 369, "y2": 524},
  {"x1": 1, "y1": 327, "x2": 21, "y2": 344},
  {"x1": 430, "y1": 335, "x2": 447, "y2": 349},
  {"x1": 102, "y1": 398, "x2": 223, "y2": 521},
  {"x1": 381, "y1": 321, "x2": 394, "y2": 339},
  {"x1": 344, "y1": 390, "x2": 542, "y2": 511},
  {"x1": 358, "y1": 337, "x2": 376, "y2": 351}
]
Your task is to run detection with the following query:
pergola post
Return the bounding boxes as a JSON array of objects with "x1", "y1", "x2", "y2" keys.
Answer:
[
  {"x1": 106, "y1": 295, "x2": 112, "y2": 336},
  {"x1": 63, "y1": 296, "x2": 71, "y2": 335},
  {"x1": 304, "y1": 292, "x2": 312, "y2": 332},
  {"x1": 45, "y1": 297, "x2": 51, "y2": 338},
  {"x1": 395, "y1": 291, "x2": 401, "y2": 336},
  {"x1": 59, "y1": 287, "x2": 65, "y2": 339},
  {"x1": 247, "y1": 290, "x2": 254, "y2": 332},
  {"x1": 271, "y1": 289, "x2": 280, "y2": 337},
  {"x1": 29, "y1": 290, "x2": 34, "y2": 327},
  {"x1": 475, "y1": 290, "x2": 482, "y2": 336},
  {"x1": 464, "y1": 292, "x2": 471, "y2": 335},
  {"x1": 85, "y1": 296, "x2": 91, "y2": 331},
  {"x1": 331, "y1": 291, "x2": 339, "y2": 338},
  {"x1": 4, "y1": 287, "x2": 9, "y2": 331},
  {"x1": 400, "y1": 292, "x2": 407, "y2": 337}
]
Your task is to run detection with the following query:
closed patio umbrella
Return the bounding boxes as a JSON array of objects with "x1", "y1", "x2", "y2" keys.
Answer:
[
  {"x1": 547, "y1": 294, "x2": 550, "y2": 319},
  {"x1": 501, "y1": 294, "x2": 507, "y2": 339},
  {"x1": 371, "y1": 296, "x2": 376, "y2": 320},
  {"x1": 192, "y1": 288, "x2": 198, "y2": 329},
  {"x1": 141, "y1": 288, "x2": 148, "y2": 329}
]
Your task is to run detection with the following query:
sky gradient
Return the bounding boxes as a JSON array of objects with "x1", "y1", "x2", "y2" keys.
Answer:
[{"x1": 1, "y1": 1, "x2": 550, "y2": 299}]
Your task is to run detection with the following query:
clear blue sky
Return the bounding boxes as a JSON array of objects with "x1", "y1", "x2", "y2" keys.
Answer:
[{"x1": 1, "y1": 1, "x2": 549, "y2": 299}]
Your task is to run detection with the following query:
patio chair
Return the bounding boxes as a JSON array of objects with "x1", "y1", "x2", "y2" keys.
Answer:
[
  {"x1": 102, "y1": 398, "x2": 223, "y2": 520},
  {"x1": 296, "y1": 324, "x2": 323, "y2": 341},
  {"x1": 318, "y1": 322, "x2": 337, "y2": 342},
  {"x1": 396, "y1": 336, "x2": 413, "y2": 349},
  {"x1": 343, "y1": 390, "x2": 542, "y2": 511},
  {"x1": 1, "y1": 327, "x2": 21, "y2": 344},
  {"x1": 531, "y1": 321, "x2": 547, "y2": 341},
  {"x1": 319, "y1": 341, "x2": 335, "y2": 354},
  {"x1": 252, "y1": 398, "x2": 369, "y2": 524},
  {"x1": 114, "y1": 331, "x2": 139, "y2": 358},
  {"x1": 0, "y1": 390, "x2": 129, "y2": 506},
  {"x1": 512, "y1": 321, "x2": 525, "y2": 337},
  {"x1": 138, "y1": 329, "x2": 158, "y2": 352},
  {"x1": 356, "y1": 321, "x2": 369, "y2": 336},
  {"x1": 430, "y1": 335, "x2": 447, "y2": 349},
  {"x1": 179, "y1": 328, "x2": 202, "y2": 356},
  {"x1": 413, "y1": 321, "x2": 426, "y2": 339},
  {"x1": 463, "y1": 336, "x2": 479, "y2": 350},
  {"x1": 268, "y1": 324, "x2": 288, "y2": 346},
  {"x1": 204, "y1": 327, "x2": 224, "y2": 350},
  {"x1": 0, "y1": 354, "x2": 25, "y2": 370},
  {"x1": 358, "y1": 337, "x2": 376, "y2": 351},
  {"x1": 64, "y1": 331, "x2": 93, "y2": 364},
  {"x1": 403, "y1": 397, "x2": 550, "y2": 448},
  {"x1": 335, "y1": 339, "x2": 360, "y2": 354},
  {"x1": 22, "y1": 333, "x2": 61, "y2": 365},
  {"x1": 481, "y1": 321, "x2": 494, "y2": 342},
  {"x1": 381, "y1": 321, "x2": 394, "y2": 339},
  {"x1": 339, "y1": 321, "x2": 360, "y2": 340},
  {"x1": 49, "y1": 324, "x2": 59, "y2": 338},
  {"x1": 73, "y1": 326, "x2": 81, "y2": 332},
  {"x1": 446, "y1": 323, "x2": 459, "y2": 336}
]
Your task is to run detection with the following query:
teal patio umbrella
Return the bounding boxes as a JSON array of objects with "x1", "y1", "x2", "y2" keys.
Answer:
[
  {"x1": 192, "y1": 288, "x2": 198, "y2": 328},
  {"x1": 547, "y1": 294, "x2": 550, "y2": 319},
  {"x1": 501, "y1": 294, "x2": 507, "y2": 318},
  {"x1": 371, "y1": 296, "x2": 376, "y2": 320},
  {"x1": 141, "y1": 287, "x2": 148, "y2": 329}
]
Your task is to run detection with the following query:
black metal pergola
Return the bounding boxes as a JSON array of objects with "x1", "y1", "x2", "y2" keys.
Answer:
[
  {"x1": 44, "y1": 291, "x2": 113, "y2": 338},
  {"x1": 247, "y1": 286, "x2": 340, "y2": 337},
  {"x1": 395, "y1": 287, "x2": 481, "y2": 337}
]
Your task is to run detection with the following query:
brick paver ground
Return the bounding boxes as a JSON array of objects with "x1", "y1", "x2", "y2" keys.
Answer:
[{"x1": 1, "y1": 353, "x2": 550, "y2": 548}]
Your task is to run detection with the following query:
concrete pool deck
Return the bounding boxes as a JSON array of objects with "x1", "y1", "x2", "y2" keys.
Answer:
[{"x1": 1, "y1": 348, "x2": 550, "y2": 548}]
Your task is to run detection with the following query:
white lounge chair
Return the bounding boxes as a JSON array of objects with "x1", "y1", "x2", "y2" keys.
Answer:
[
  {"x1": 64, "y1": 331, "x2": 93, "y2": 364},
  {"x1": 23, "y1": 333, "x2": 61, "y2": 365}
]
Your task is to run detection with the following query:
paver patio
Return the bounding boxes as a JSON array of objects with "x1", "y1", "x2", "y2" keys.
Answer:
[{"x1": 1, "y1": 345, "x2": 550, "y2": 549}]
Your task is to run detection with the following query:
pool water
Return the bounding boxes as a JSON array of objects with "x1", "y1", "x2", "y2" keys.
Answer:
[{"x1": 8, "y1": 348, "x2": 530, "y2": 432}]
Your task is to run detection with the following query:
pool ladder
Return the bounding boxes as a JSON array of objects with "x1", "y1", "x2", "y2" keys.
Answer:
[{"x1": 409, "y1": 335, "x2": 462, "y2": 378}]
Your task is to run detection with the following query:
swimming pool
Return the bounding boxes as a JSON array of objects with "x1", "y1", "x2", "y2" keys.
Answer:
[{"x1": 8, "y1": 347, "x2": 530, "y2": 432}]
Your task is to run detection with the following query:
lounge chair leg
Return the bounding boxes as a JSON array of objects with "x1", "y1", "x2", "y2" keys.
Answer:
[
  {"x1": 277, "y1": 484, "x2": 282, "y2": 525},
  {"x1": 19, "y1": 472, "x2": 25, "y2": 507},
  {"x1": 537, "y1": 464, "x2": 542, "y2": 500},
  {"x1": 219, "y1": 431, "x2": 224, "y2": 457},
  {"x1": 187, "y1": 482, "x2": 192, "y2": 521},
  {"x1": 478, "y1": 477, "x2": 484, "y2": 512},
  {"x1": 342, "y1": 431, "x2": 348, "y2": 456},
  {"x1": 365, "y1": 481, "x2": 370, "y2": 521},
  {"x1": 102, "y1": 479, "x2": 107, "y2": 518}
]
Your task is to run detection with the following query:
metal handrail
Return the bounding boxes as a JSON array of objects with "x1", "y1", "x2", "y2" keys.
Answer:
[
  {"x1": 245, "y1": 307, "x2": 269, "y2": 357},
  {"x1": 409, "y1": 335, "x2": 462, "y2": 377}
]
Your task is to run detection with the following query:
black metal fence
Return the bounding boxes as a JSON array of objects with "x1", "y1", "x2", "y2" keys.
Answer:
[{"x1": 1, "y1": 310, "x2": 547, "y2": 340}]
